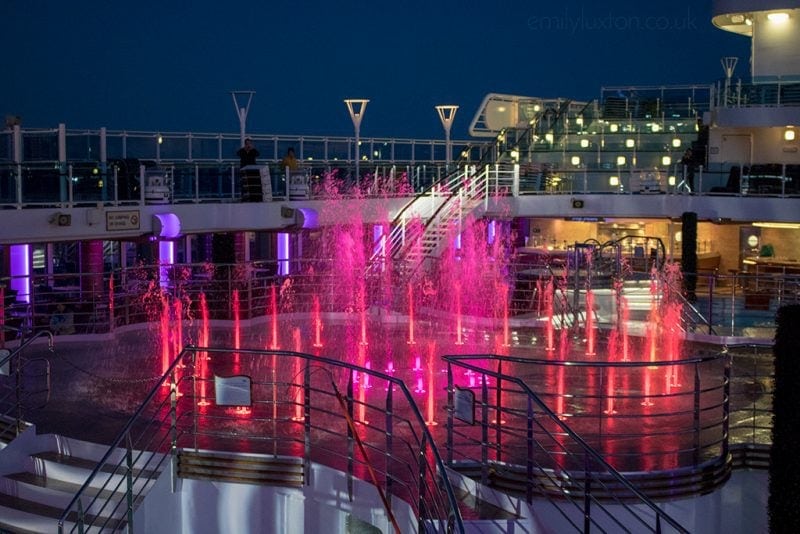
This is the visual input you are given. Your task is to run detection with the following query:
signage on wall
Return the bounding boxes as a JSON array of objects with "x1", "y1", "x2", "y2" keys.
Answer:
[{"x1": 106, "y1": 210, "x2": 140, "y2": 231}]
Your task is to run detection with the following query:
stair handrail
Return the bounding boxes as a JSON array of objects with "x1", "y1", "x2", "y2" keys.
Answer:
[
  {"x1": 59, "y1": 345, "x2": 466, "y2": 533},
  {"x1": 445, "y1": 353, "x2": 692, "y2": 534}
]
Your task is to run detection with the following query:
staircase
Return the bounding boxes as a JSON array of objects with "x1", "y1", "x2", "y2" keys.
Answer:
[
  {"x1": 373, "y1": 164, "x2": 517, "y2": 277},
  {"x1": 0, "y1": 430, "x2": 164, "y2": 533}
]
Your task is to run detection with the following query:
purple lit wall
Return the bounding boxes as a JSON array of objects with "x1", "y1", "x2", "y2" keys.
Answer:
[
  {"x1": 278, "y1": 233, "x2": 290, "y2": 276},
  {"x1": 373, "y1": 225, "x2": 385, "y2": 271},
  {"x1": 9, "y1": 245, "x2": 30, "y2": 303},
  {"x1": 159, "y1": 241, "x2": 175, "y2": 288},
  {"x1": 487, "y1": 220, "x2": 496, "y2": 245}
]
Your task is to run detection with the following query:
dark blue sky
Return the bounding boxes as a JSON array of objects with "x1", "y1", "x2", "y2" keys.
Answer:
[{"x1": 2, "y1": 1, "x2": 750, "y2": 140}]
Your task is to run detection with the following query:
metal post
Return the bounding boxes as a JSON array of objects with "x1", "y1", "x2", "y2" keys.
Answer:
[
  {"x1": 100, "y1": 127, "x2": 108, "y2": 202},
  {"x1": 231, "y1": 91, "x2": 256, "y2": 145},
  {"x1": 435, "y1": 105, "x2": 458, "y2": 168},
  {"x1": 58, "y1": 123, "x2": 67, "y2": 203},
  {"x1": 345, "y1": 99, "x2": 369, "y2": 181}
]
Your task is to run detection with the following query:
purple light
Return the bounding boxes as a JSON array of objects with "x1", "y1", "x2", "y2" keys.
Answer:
[
  {"x1": 298, "y1": 208, "x2": 318, "y2": 229},
  {"x1": 488, "y1": 220, "x2": 496, "y2": 245},
  {"x1": 373, "y1": 224, "x2": 386, "y2": 272},
  {"x1": 152, "y1": 213, "x2": 181, "y2": 238},
  {"x1": 159, "y1": 241, "x2": 174, "y2": 289},
  {"x1": 9, "y1": 245, "x2": 30, "y2": 303},
  {"x1": 278, "y1": 233, "x2": 290, "y2": 276}
]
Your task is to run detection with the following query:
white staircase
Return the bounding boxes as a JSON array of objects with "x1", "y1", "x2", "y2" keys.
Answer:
[
  {"x1": 374, "y1": 164, "x2": 517, "y2": 275},
  {"x1": 0, "y1": 428, "x2": 164, "y2": 533}
]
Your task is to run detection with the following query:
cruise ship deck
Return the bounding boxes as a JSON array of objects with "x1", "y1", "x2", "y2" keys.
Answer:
[{"x1": 1, "y1": 1, "x2": 799, "y2": 532}]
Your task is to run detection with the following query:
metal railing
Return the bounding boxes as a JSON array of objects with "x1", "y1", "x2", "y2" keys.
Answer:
[
  {"x1": 57, "y1": 346, "x2": 464, "y2": 533},
  {"x1": 444, "y1": 353, "x2": 718, "y2": 533},
  {"x1": 2, "y1": 257, "x2": 795, "y2": 341},
  {"x1": 0, "y1": 329, "x2": 53, "y2": 439}
]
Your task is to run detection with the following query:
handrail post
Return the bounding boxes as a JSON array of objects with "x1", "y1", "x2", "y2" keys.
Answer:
[
  {"x1": 126, "y1": 433, "x2": 135, "y2": 532},
  {"x1": 693, "y1": 363, "x2": 701, "y2": 465},
  {"x1": 419, "y1": 434, "x2": 429, "y2": 530},
  {"x1": 495, "y1": 359, "x2": 503, "y2": 464},
  {"x1": 722, "y1": 355, "x2": 731, "y2": 459},
  {"x1": 304, "y1": 359, "x2": 312, "y2": 483},
  {"x1": 526, "y1": 397, "x2": 534, "y2": 504},
  {"x1": 170, "y1": 367, "x2": 179, "y2": 491},
  {"x1": 385, "y1": 384, "x2": 394, "y2": 505},
  {"x1": 584, "y1": 456, "x2": 592, "y2": 533},
  {"x1": 481, "y1": 371, "x2": 489, "y2": 487},
  {"x1": 446, "y1": 363, "x2": 454, "y2": 465},
  {"x1": 347, "y1": 370, "x2": 355, "y2": 501}
]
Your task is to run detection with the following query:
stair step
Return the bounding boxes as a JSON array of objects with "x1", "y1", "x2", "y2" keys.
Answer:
[{"x1": 0, "y1": 491, "x2": 126, "y2": 533}]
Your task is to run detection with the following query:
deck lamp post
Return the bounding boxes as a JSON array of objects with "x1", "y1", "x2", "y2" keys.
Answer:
[
  {"x1": 435, "y1": 105, "x2": 459, "y2": 168},
  {"x1": 231, "y1": 91, "x2": 256, "y2": 145},
  {"x1": 344, "y1": 99, "x2": 369, "y2": 180}
]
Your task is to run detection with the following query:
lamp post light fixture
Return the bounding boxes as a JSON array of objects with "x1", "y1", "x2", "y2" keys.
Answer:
[
  {"x1": 435, "y1": 105, "x2": 459, "y2": 167},
  {"x1": 231, "y1": 90, "x2": 256, "y2": 145},
  {"x1": 344, "y1": 99, "x2": 369, "y2": 180}
]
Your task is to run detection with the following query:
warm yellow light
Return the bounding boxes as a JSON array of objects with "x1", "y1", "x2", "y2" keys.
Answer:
[
  {"x1": 668, "y1": 175, "x2": 676, "y2": 186},
  {"x1": 651, "y1": 124, "x2": 661, "y2": 132},
  {"x1": 731, "y1": 14, "x2": 744, "y2": 23},
  {"x1": 767, "y1": 12, "x2": 789, "y2": 23},
  {"x1": 609, "y1": 176, "x2": 620, "y2": 187},
  {"x1": 745, "y1": 18, "x2": 753, "y2": 26},
  {"x1": 571, "y1": 156, "x2": 581, "y2": 166},
  {"x1": 580, "y1": 139, "x2": 590, "y2": 148},
  {"x1": 497, "y1": 106, "x2": 507, "y2": 113},
  {"x1": 785, "y1": 128, "x2": 796, "y2": 141},
  {"x1": 672, "y1": 138, "x2": 682, "y2": 148},
  {"x1": 576, "y1": 116, "x2": 584, "y2": 126},
  {"x1": 609, "y1": 124, "x2": 619, "y2": 133},
  {"x1": 753, "y1": 221, "x2": 800, "y2": 229},
  {"x1": 510, "y1": 149, "x2": 520, "y2": 161},
  {"x1": 545, "y1": 133, "x2": 554, "y2": 143},
  {"x1": 625, "y1": 139, "x2": 635, "y2": 148},
  {"x1": 616, "y1": 156, "x2": 626, "y2": 166},
  {"x1": 533, "y1": 104, "x2": 541, "y2": 112},
  {"x1": 662, "y1": 156, "x2": 672, "y2": 166},
  {"x1": 157, "y1": 135, "x2": 163, "y2": 144}
]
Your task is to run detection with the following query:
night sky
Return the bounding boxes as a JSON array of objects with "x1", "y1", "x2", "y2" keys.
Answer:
[{"x1": 2, "y1": 0, "x2": 750, "y2": 140}]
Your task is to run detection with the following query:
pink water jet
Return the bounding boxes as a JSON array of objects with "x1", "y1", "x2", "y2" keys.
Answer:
[
  {"x1": 500, "y1": 282, "x2": 510, "y2": 347},
  {"x1": 292, "y1": 327, "x2": 304, "y2": 421},
  {"x1": 197, "y1": 293, "x2": 210, "y2": 406},
  {"x1": 425, "y1": 341, "x2": 437, "y2": 426},
  {"x1": 544, "y1": 279, "x2": 555, "y2": 352},
  {"x1": 269, "y1": 284, "x2": 279, "y2": 350},
  {"x1": 312, "y1": 295, "x2": 323, "y2": 348},
  {"x1": 233, "y1": 290, "x2": 241, "y2": 365},
  {"x1": 584, "y1": 289, "x2": 596, "y2": 356},
  {"x1": 407, "y1": 282, "x2": 416, "y2": 345}
]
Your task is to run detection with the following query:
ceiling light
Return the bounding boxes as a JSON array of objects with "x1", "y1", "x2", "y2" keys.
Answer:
[
  {"x1": 662, "y1": 156, "x2": 672, "y2": 166},
  {"x1": 785, "y1": 128, "x2": 796, "y2": 141},
  {"x1": 616, "y1": 156, "x2": 626, "y2": 166},
  {"x1": 580, "y1": 139, "x2": 590, "y2": 148},
  {"x1": 609, "y1": 176, "x2": 620, "y2": 187},
  {"x1": 752, "y1": 222, "x2": 800, "y2": 229},
  {"x1": 672, "y1": 138, "x2": 682, "y2": 148},
  {"x1": 767, "y1": 12, "x2": 789, "y2": 23},
  {"x1": 731, "y1": 14, "x2": 744, "y2": 23}
]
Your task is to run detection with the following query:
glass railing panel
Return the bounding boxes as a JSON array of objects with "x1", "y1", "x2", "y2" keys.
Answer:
[
  {"x1": 22, "y1": 130, "x2": 59, "y2": 161},
  {"x1": 65, "y1": 131, "x2": 101, "y2": 161}
]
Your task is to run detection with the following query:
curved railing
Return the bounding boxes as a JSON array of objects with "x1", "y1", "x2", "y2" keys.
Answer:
[
  {"x1": 57, "y1": 346, "x2": 465, "y2": 534},
  {"x1": 0, "y1": 329, "x2": 52, "y2": 438},
  {"x1": 444, "y1": 352, "x2": 732, "y2": 532}
]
